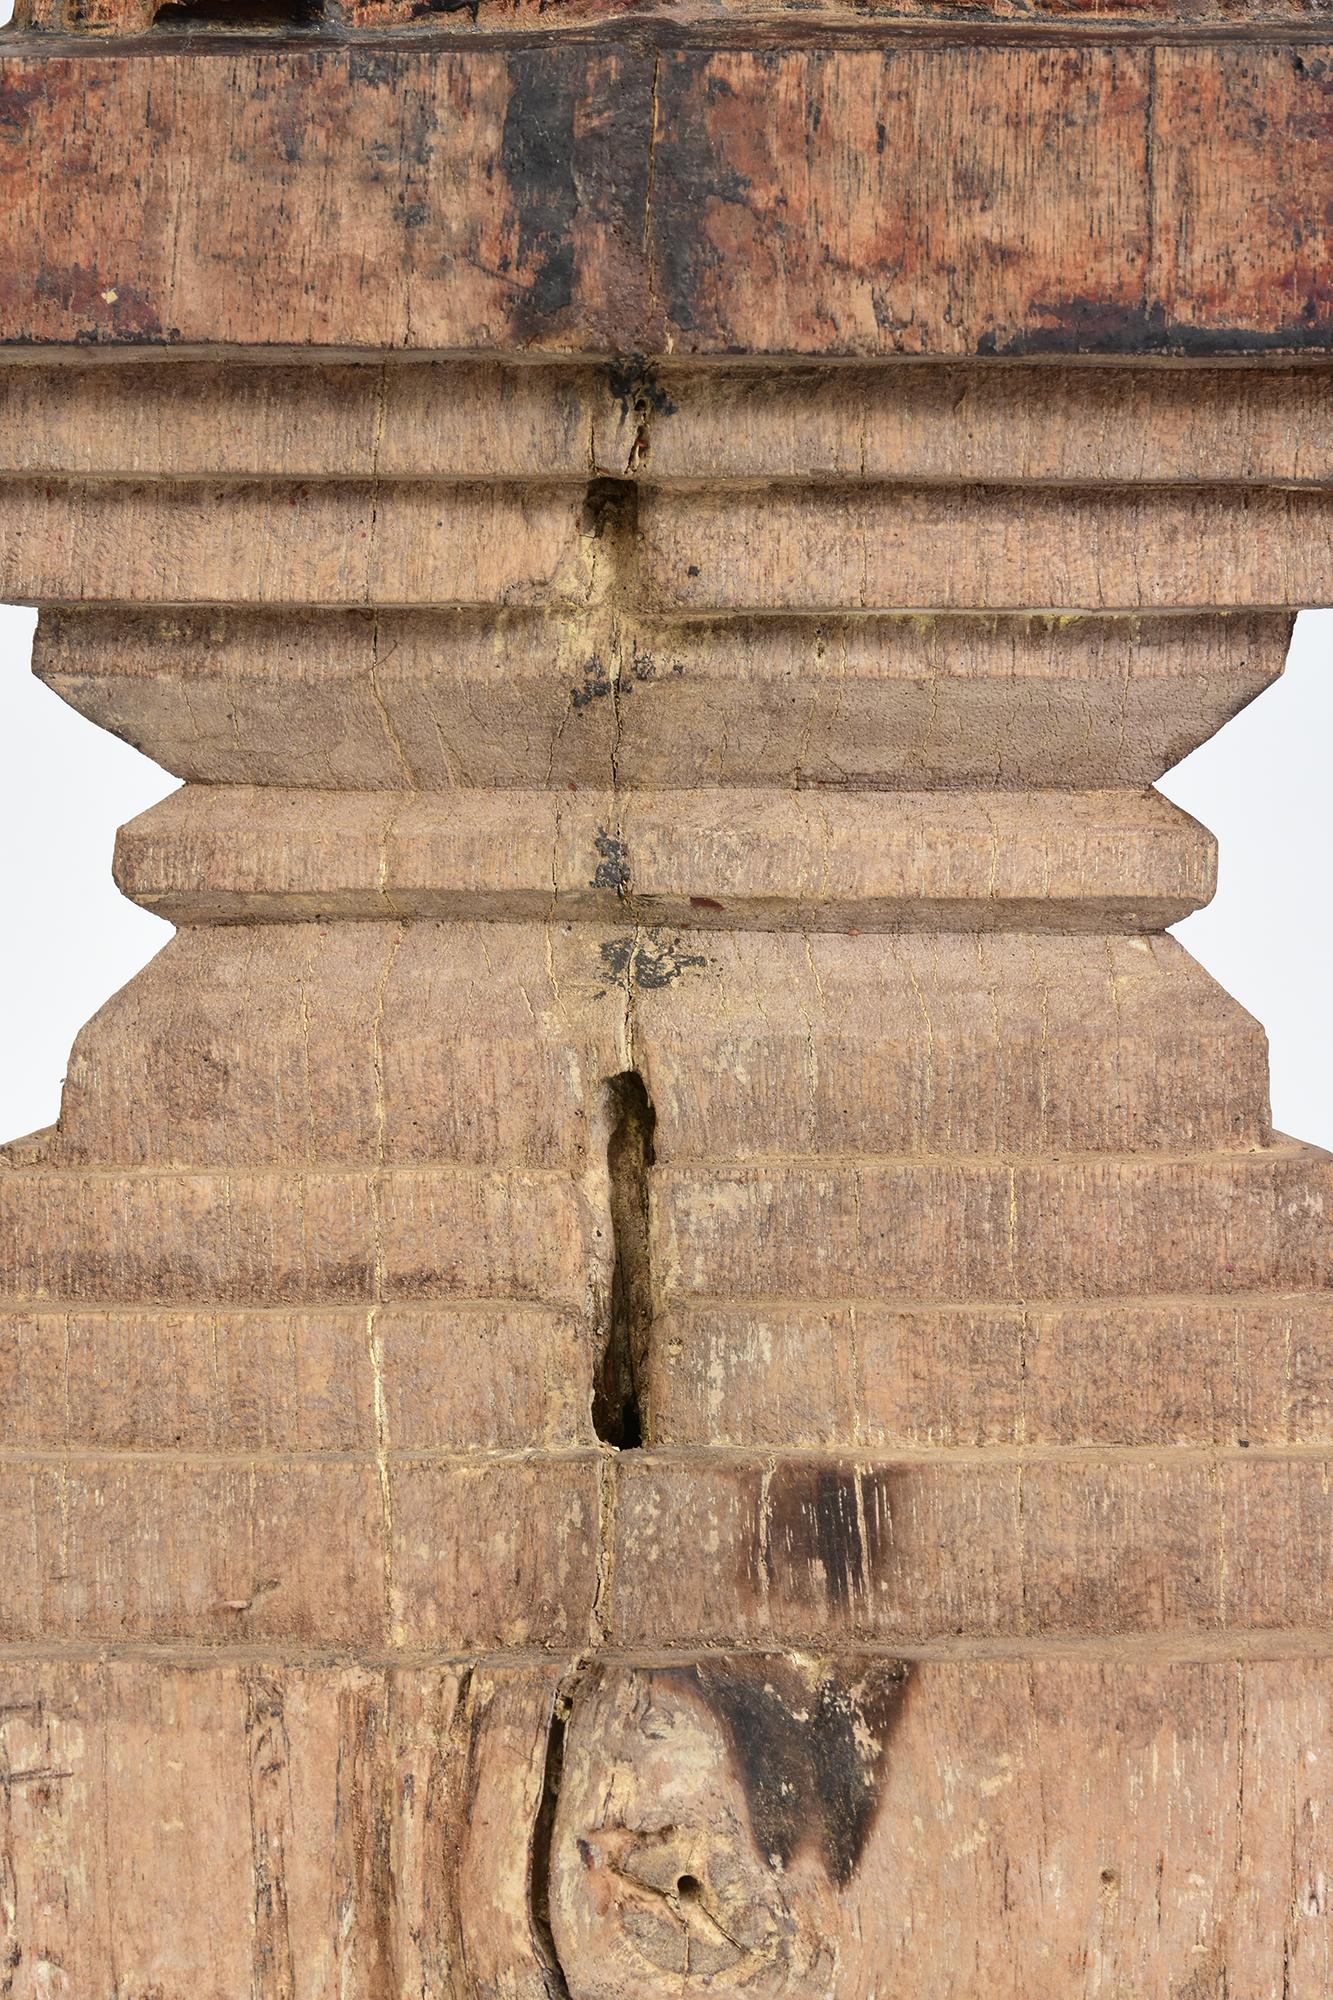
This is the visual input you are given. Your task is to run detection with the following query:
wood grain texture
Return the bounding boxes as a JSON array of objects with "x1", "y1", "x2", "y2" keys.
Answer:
[
  {"x1": 36, "y1": 602, "x2": 1289, "y2": 791},
  {"x1": 0, "y1": 1661, "x2": 566, "y2": 1998},
  {"x1": 552, "y1": 1658, "x2": 1333, "y2": 1998},
  {"x1": 640, "y1": 484, "x2": 1333, "y2": 610},
  {"x1": 8, "y1": 360, "x2": 1333, "y2": 486},
  {"x1": 111, "y1": 782, "x2": 1217, "y2": 929},
  {"x1": 0, "y1": 479, "x2": 597, "y2": 606},
  {"x1": 0, "y1": 1658, "x2": 1326, "y2": 1997},
  {"x1": 2, "y1": 44, "x2": 1332, "y2": 356},
  {"x1": 0, "y1": 331, "x2": 1330, "y2": 1997},
  {"x1": 0, "y1": 46, "x2": 656, "y2": 353},
  {"x1": 647, "y1": 44, "x2": 1333, "y2": 358},
  {"x1": 18, "y1": 0, "x2": 1333, "y2": 31}
]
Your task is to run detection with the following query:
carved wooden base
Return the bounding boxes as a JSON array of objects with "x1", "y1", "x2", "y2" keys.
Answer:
[{"x1": 1, "y1": 359, "x2": 1330, "y2": 1994}]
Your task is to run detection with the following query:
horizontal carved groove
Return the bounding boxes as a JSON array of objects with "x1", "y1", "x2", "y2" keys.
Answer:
[
  {"x1": 5, "y1": 476, "x2": 1333, "y2": 609},
  {"x1": 5, "y1": 361, "x2": 1333, "y2": 485},
  {"x1": 653, "y1": 1149, "x2": 1333, "y2": 1303},
  {"x1": 0, "y1": 1167, "x2": 610, "y2": 1306},
  {"x1": 112, "y1": 784, "x2": 1215, "y2": 930},
  {"x1": 7, "y1": 1144, "x2": 1312, "y2": 1172},
  {"x1": 0, "y1": 1442, "x2": 1326, "y2": 1464},
  {"x1": 18, "y1": 0, "x2": 1333, "y2": 35},
  {"x1": 0, "y1": 1305, "x2": 599, "y2": 1451},
  {"x1": 14, "y1": 9, "x2": 1333, "y2": 35},
  {"x1": 0, "y1": 479, "x2": 596, "y2": 607},
  {"x1": 1, "y1": 1635, "x2": 1332, "y2": 1664},
  {"x1": 647, "y1": 1296, "x2": 1333, "y2": 1448},
  {"x1": 640, "y1": 484, "x2": 1333, "y2": 611}
]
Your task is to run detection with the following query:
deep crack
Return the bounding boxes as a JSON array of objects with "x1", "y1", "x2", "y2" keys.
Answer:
[
  {"x1": 593, "y1": 1069, "x2": 656, "y2": 1450},
  {"x1": 529, "y1": 1681, "x2": 577, "y2": 2000}
]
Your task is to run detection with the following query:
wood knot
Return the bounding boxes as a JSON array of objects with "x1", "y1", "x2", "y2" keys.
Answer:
[{"x1": 548, "y1": 1660, "x2": 909, "y2": 1997}]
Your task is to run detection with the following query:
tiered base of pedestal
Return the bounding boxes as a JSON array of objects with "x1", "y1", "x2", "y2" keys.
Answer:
[{"x1": 1, "y1": 359, "x2": 1330, "y2": 1995}]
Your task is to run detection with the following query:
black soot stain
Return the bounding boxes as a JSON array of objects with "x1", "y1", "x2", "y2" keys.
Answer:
[
  {"x1": 673, "y1": 1656, "x2": 913, "y2": 1889},
  {"x1": 763, "y1": 1462, "x2": 897, "y2": 1614},
  {"x1": 592, "y1": 827, "x2": 631, "y2": 894},
  {"x1": 597, "y1": 931, "x2": 709, "y2": 993},
  {"x1": 500, "y1": 52, "x2": 582, "y2": 332}
]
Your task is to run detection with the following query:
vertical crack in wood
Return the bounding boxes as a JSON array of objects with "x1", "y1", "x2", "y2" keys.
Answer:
[
  {"x1": 529, "y1": 1676, "x2": 578, "y2": 2000},
  {"x1": 593, "y1": 1070, "x2": 656, "y2": 1451}
]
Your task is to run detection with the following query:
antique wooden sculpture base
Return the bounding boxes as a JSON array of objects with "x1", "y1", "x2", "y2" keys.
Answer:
[
  {"x1": 0, "y1": 357, "x2": 1329, "y2": 1996},
  {"x1": 2, "y1": 1, "x2": 1333, "y2": 1989}
]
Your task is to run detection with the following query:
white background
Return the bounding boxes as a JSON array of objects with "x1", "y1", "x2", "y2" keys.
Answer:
[{"x1": 0, "y1": 601, "x2": 1329, "y2": 1150}]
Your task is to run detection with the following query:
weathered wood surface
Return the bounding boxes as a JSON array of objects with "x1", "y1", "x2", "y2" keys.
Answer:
[
  {"x1": 0, "y1": 356, "x2": 1330, "y2": 1992},
  {"x1": 38, "y1": 600, "x2": 1287, "y2": 790},
  {"x1": 111, "y1": 783, "x2": 1217, "y2": 927},
  {"x1": 9, "y1": 361, "x2": 1333, "y2": 484},
  {"x1": 18, "y1": 0, "x2": 1333, "y2": 31},
  {"x1": 0, "y1": 1659, "x2": 1325, "y2": 1999},
  {"x1": 6, "y1": 476, "x2": 1333, "y2": 609},
  {"x1": 1, "y1": 43, "x2": 1332, "y2": 355}
]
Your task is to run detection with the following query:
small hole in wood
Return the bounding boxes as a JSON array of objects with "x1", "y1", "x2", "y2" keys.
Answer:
[{"x1": 676, "y1": 1874, "x2": 703, "y2": 1901}]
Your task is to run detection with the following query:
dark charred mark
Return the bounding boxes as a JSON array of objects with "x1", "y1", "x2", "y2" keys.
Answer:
[
  {"x1": 570, "y1": 656, "x2": 613, "y2": 711},
  {"x1": 764, "y1": 1461, "x2": 897, "y2": 1615},
  {"x1": 596, "y1": 930, "x2": 709, "y2": 995},
  {"x1": 646, "y1": 55, "x2": 757, "y2": 345},
  {"x1": 628, "y1": 646, "x2": 685, "y2": 685},
  {"x1": 608, "y1": 357, "x2": 677, "y2": 424},
  {"x1": 607, "y1": 357, "x2": 677, "y2": 470},
  {"x1": 581, "y1": 475, "x2": 634, "y2": 542},
  {"x1": 769, "y1": 1464, "x2": 863, "y2": 1614},
  {"x1": 410, "y1": 0, "x2": 480, "y2": 18},
  {"x1": 592, "y1": 1070, "x2": 656, "y2": 1450},
  {"x1": 670, "y1": 1657, "x2": 912, "y2": 1890},
  {"x1": 501, "y1": 51, "x2": 582, "y2": 334},
  {"x1": 978, "y1": 297, "x2": 1333, "y2": 357},
  {"x1": 0, "y1": 72, "x2": 48, "y2": 133},
  {"x1": 154, "y1": 0, "x2": 323, "y2": 25},
  {"x1": 592, "y1": 828, "x2": 631, "y2": 896},
  {"x1": 597, "y1": 936, "x2": 635, "y2": 990},
  {"x1": 530, "y1": 1683, "x2": 576, "y2": 2000},
  {"x1": 347, "y1": 49, "x2": 395, "y2": 85},
  {"x1": 633, "y1": 931, "x2": 709, "y2": 990}
]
